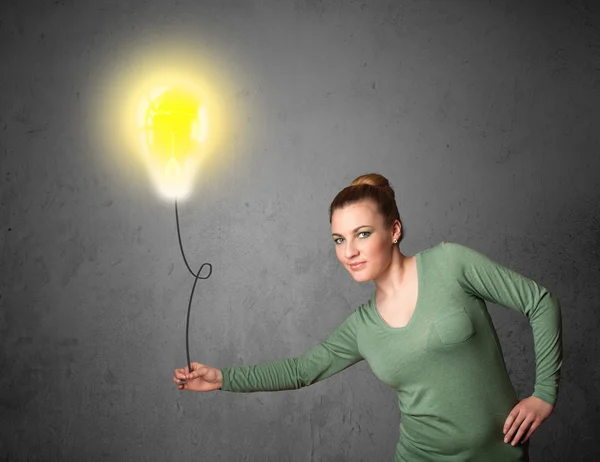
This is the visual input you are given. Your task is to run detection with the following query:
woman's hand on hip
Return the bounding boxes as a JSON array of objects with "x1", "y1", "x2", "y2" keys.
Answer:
[{"x1": 503, "y1": 395, "x2": 554, "y2": 446}]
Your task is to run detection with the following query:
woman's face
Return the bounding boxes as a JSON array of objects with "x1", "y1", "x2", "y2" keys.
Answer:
[{"x1": 331, "y1": 199, "x2": 395, "y2": 282}]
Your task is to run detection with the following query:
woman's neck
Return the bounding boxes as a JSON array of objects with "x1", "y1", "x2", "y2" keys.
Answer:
[{"x1": 373, "y1": 248, "x2": 413, "y2": 300}]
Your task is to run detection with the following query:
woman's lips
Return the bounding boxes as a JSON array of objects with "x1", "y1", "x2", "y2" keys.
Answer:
[{"x1": 349, "y1": 262, "x2": 366, "y2": 271}]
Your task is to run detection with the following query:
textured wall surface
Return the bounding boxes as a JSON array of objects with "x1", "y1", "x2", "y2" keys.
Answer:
[{"x1": 1, "y1": 0, "x2": 599, "y2": 460}]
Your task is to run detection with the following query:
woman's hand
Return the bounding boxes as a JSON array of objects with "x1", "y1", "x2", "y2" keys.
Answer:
[
  {"x1": 503, "y1": 396, "x2": 554, "y2": 445},
  {"x1": 173, "y1": 362, "x2": 223, "y2": 392}
]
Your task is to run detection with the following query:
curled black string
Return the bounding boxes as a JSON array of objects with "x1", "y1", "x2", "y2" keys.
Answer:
[{"x1": 175, "y1": 198, "x2": 212, "y2": 376}]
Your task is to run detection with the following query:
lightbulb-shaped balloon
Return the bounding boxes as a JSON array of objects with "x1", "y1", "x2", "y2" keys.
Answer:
[{"x1": 137, "y1": 84, "x2": 207, "y2": 199}]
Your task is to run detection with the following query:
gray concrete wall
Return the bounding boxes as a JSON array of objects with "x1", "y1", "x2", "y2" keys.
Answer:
[{"x1": 1, "y1": 0, "x2": 599, "y2": 460}]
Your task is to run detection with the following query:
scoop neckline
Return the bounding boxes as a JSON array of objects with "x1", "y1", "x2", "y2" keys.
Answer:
[{"x1": 371, "y1": 251, "x2": 423, "y2": 331}]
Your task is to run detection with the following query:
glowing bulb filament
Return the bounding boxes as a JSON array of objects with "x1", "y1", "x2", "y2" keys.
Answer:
[{"x1": 166, "y1": 156, "x2": 181, "y2": 179}]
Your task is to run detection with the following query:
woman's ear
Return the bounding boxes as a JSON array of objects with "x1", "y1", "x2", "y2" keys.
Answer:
[{"x1": 393, "y1": 220, "x2": 402, "y2": 242}]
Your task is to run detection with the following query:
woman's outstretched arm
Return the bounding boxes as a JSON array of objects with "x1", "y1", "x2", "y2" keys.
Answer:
[{"x1": 219, "y1": 307, "x2": 364, "y2": 393}]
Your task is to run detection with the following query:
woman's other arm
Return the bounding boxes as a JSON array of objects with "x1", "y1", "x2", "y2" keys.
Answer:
[{"x1": 442, "y1": 241, "x2": 563, "y2": 406}]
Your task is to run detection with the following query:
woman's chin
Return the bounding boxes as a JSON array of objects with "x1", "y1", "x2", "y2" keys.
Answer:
[{"x1": 350, "y1": 272, "x2": 372, "y2": 282}]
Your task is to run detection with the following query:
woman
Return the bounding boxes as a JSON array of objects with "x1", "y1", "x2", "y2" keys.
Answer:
[{"x1": 173, "y1": 173, "x2": 562, "y2": 461}]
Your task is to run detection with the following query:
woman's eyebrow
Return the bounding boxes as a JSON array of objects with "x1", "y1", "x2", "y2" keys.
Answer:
[{"x1": 332, "y1": 225, "x2": 371, "y2": 238}]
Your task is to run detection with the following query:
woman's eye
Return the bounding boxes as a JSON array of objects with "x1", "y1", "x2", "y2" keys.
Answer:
[
  {"x1": 334, "y1": 232, "x2": 369, "y2": 245},
  {"x1": 333, "y1": 231, "x2": 371, "y2": 244}
]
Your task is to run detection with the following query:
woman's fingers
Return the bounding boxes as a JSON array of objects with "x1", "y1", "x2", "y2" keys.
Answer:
[
  {"x1": 174, "y1": 368, "x2": 187, "y2": 379},
  {"x1": 504, "y1": 410, "x2": 525, "y2": 444},
  {"x1": 174, "y1": 365, "x2": 198, "y2": 381},
  {"x1": 522, "y1": 420, "x2": 540, "y2": 443},
  {"x1": 188, "y1": 365, "x2": 207, "y2": 380},
  {"x1": 510, "y1": 417, "x2": 533, "y2": 446}
]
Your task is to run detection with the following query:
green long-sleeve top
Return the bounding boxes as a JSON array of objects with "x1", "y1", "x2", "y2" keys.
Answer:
[{"x1": 220, "y1": 241, "x2": 563, "y2": 461}]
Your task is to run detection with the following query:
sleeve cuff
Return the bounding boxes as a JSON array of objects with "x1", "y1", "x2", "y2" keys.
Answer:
[
  {"x1": 533, "y1": 389, "x2": 557, "y2": 406},
  {"x1": 220, "y1": 367, "x2": 231, "y2": 392}
]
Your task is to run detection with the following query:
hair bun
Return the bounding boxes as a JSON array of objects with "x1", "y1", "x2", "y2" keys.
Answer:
[{"x1": 350, "y1": 173, "x2": 393, "y2": 194}]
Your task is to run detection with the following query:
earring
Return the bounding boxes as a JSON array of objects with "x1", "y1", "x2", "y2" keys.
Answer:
[{"x1": 393, "y1": 239, "x2": 398, "y2": 244}]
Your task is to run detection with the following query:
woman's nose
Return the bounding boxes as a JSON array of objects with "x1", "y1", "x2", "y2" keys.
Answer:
[{"x1": 345, "y1": 243, "x2": 359, "y2": 259}]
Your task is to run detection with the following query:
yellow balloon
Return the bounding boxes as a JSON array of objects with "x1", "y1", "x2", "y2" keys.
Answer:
[{"x1": 137, "y1": 83, "x2": 208, "y2": 199}]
